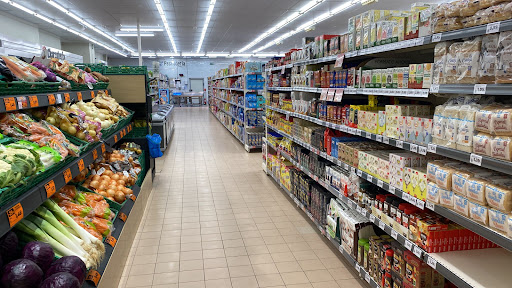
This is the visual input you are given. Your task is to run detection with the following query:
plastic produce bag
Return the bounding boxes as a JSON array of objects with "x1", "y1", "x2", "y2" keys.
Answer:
[{"x1": 146, "y1": 134, "x2": 163, "y2": 158}]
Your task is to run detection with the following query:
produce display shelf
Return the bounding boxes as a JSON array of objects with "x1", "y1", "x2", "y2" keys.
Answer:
[
  {"x1": 0, "y1": 122, "x2": 134, "y2": 239},
  {"x1": 265, "y1": 153, "x2": 379, "y2": 288},
  {"x1": 210, "y1": 109, "x2": 244, "y2": 145},
  {"x1": 266, "y1": 122, "x2": 512, "y2": 252},
  {"x1": 264, "y1": 134, "x2": 511, "y2": 288},
  {"x1": 82, "y1": 184, "x2": 141, "y2": 288},
  {"x1": 265, "y1": 105, "x2": 512, "y2": 177},
  {"x1": 0, "y1": 89, "x2": 110, "y2": 113}
]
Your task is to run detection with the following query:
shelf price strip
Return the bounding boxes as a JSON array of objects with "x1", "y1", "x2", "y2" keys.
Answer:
[{"x1": 6, "y1": 203, "x2": 23, "y2": 227}]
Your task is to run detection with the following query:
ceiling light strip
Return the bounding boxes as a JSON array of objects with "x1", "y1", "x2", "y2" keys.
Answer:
[
  {"x1": 45, "y1": 0, "x2": 135, "y2": 54},
  {"x1": 196, "y1": 0, "x2": 216, "y2": 53},
  {"x1": 2, "y1": 0, "x2": 127, "y2": 56},
  {"x1": 154, "y1": 0, "x2": 178, "y2": 53},
  {"x1": 120, "y1": 27, "x2": 165, "y2": 32},
  {"x1": 115, "y1": 33, "x2": 155, "y2": 37},
  {"x1": 238, "y1": 0, "x2": 325, "y2": 52},
  {"x1": 253, "y1": 0, "x2": 359, "y2": 53}
]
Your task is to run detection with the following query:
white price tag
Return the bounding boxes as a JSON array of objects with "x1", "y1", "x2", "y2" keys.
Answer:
[
  {"x1": 431, "y1": 33, "x2": 442, "y2": 42},
  {"x1": 470, "y1": 153, "x2": 483, "y2": 166},
  {"x1": 427, "y1": 256, "x2": 437, "y2": 269},
  {"x1": 356, "y1": 206, "x2": 362, "y2": 213},
  {"x1": 378, "y1": 221, "x2": 385, "y2": 230},
  {"x1": 403, "y1": 193, "x2": 410, "y2": 202},
  {"x1": 391, "y1": 230, "x2": 398, "y2": 239},
  {"x1": 286, "y1": 113, "x2": 290, "y2": 121},
  {"x1": 429, "y1": 84, "x2": 440, "y2": 93},
  {"x1": 356, "y1": 129, "x2": 362, "y2": 136},
  {"x1": 383, "y1": 136, "x2": 390, "y2": 144},
  {"x1": 473, "y1": 84, "x2": 487, "y2": 95},
  {"x1": 389, "y1": 186, "x2": 396, "y2": 194},
  {"x1": 367, "y1": 175, "x2": 373, "y2": 182},
  {"x1": 404, "y1": 240, "x2": 413, "y2": 250},
  {"x1": 377, "y1": 180, "x2": 383, "y2": 188},
  {"x1": 426, "y1": 201, "x2": 435, "y2": 211},
  {"x1": 96, "y1": 167, "x2": 106, "y2": 175},
  {"x1": 419, "y1": 146, "x2": 427, "y2": 155},
  {"x1": 360, "y1": 209, "x2": 367, "y2": 217},
  {"x1": 396, "y1": 140, "x2": 403, "y2": 149},
  {"x1": 369, "y1": 214, "x2": 376, "y2": 222},
  {"x1": 376, "y1": 135, "x2": 382, "y2": 142},
  {"x1": 486, "y1": 21, "x2": 500, "y2": 34},
  {"x1": 413, "y1": 246, "x2": 423, "y2": 258},
  {"x1": 123, "y1": 171, "x2": 129, "y2": 178},
  {"x1": 416, "y1": 200, "x2": 425, "y2": 210},
  {"x1": 357, "y1": 170, "x2": 362, "y2": 177},
  {"x1": 355, "y1": 264, "x2": 361, "y2": 273},
  {"x1": 345, "y1": 164, "x2": 349, "y2": 170},
  {"x1": 364, "y1": 273, "x2": 371, "y2": 283},
  {"x1": 427, "y1": 143, "x2": 437, "y2": 153},
  {"x1": 410, "y1": 144, "x2": 418, "y2": 153},
  {"x1": 56, "y1": 94, "x2": 63, "y2": 104},
  {"x1": 366, "y1": 133, "x2": 372, "y2": 139},
  {"x1": 351, "y1": 167, "x2": 356, "y2": 174}
]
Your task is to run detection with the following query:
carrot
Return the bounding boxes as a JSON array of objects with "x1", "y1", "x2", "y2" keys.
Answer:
[{"x1": 1, "y1": 56, "x2": 28, "y2": 80}]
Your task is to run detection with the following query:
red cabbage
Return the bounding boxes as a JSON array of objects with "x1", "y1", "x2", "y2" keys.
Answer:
[
  {"x1": 40, "y1": 272, "x2": 80, "y2": 288},
  {"x1": 45, "y1": 256, "x2": 86, "y2": 285},
  {"x1": 0, "y1": 231, "x2": 19, "y2": 263},
  {"x1": 22, "y1": 241, "x2": 54, "y2": 272},
  {"x1": 30, "y1": 61, "x2": 57, "y2": 82},
  {"x1": 1, "y1": 258, "x2": 43, "y2": 288}
]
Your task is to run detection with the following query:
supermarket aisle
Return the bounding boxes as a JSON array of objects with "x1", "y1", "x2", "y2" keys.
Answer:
[{"x1": 119, "y1": 107, "x2": 365, "y2": 288}]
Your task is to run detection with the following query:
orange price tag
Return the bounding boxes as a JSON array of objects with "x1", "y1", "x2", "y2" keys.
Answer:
[
  {"x1": 101, "y1": 144, "x2": 106, "y2": 153},
  {"x1": 130, "y1": 194, "x2": 136, "y2": 201},
  {"x1": 78, "y1": 159, "x2": 85, "y2": 172},
  {"x1": 29, "y1": 95, "x2": 39, "y2": 107},
  {"x1": 92, "y1": 149, "x2": 98, "y2": 160},
  {"x1": 91, "y1": 91, "x2": 95, "y2": 98},
  {"x1": 86, "y1": 270, "x2": 101, "y2": 286},
  {"x1": 114, "y1": 135, "x2": 118, "y2": 143},
  {"x1": 4, "y1": 97, "x2": 16, "y2": 111},
  {"x1": 63, "y1": 168, "x2": 72, "y2": 183},
  {"x1": 77, "y1": 92, "x2": 83, "y2": 101},
  {"x1": 106, "y1": 235, "x2": 117, "y2": 247},
  {"x1": 48, "y1": 94, "x2": 56, "y2": 105},
  {"x1": 45, "y1": 180, "x2": 56, "y2": 198},
  {"x1": 105, "y1": 90, "x2": 109, "y2": 96},
  {"x1": 64, "y1": 93, "x2": 70, "y2": 102},
  {"x1": 6, "y1": 203, "x2": 23, "y2": 227},
  {"x1": 118, "y1": 212, "x2": 127, "y2": 222}
]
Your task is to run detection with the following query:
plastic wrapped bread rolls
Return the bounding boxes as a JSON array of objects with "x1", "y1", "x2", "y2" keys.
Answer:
[
  {"x1": 433, "y1": 42, "x2": 453, "y2": 84},
  {"x1": 459, "y1": 0, "x2": 483, "y2": 16},
  {"x1": 478, "y1": 34, "x2": 499, "y2": 83},
  {"x1": 457, "y1": 37, "x2": 483, "y2": 84},
  {"x1": 496, "y1": 31, "x2": 512, "y2": 84},
  {"x1": 444, "y1": 42, "x2": 463, "y2": 83}
]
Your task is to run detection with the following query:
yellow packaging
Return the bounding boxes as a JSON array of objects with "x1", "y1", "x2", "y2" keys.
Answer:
[
  {"x1": 368, "y1": 95, "x2": 378, "y2": 107},
  {"x1": 355, "y1": 14, "x2": 363, "y2": 31},
  {"x1": 378, "y1": 111, "x2": 386, "y2": 135},
  {"x1": 391, "y1": 16, "x2": 407, "y2": 42},
  {"x1": 413, "y1": 168, "x2": 428, "y2": 201},
  {"x1": 370, "y1": 23, "x2": 377, "y2": 47},
  {"x1": 403, "y1": 167, "x2": 414, "y2": 194}
]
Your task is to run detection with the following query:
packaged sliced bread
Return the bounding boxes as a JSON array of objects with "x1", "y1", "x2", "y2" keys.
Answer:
[
  {"x1": 491, "y1": 109, "x2": 512, "y2": 136},
  {"x1": 496, "y1": 31, "x2": 512, "y2": 84},
  {"x1": 427, "y1": 182, "x2": 440, "y2": 203},
  {"x1": 475, "y1": 105, "x2": 500, "y2": 134},
  {"x1": 490, "y1": 136, "x2": 512, "y2": 161},
  {"x1": 469, "y1": 201, "x2": 489, "y2": 225},
  {"x1": 457, "y1": 104, "x2": 479, "y2": 152},
  {"x1": 444, "y1": 42, "x2": 463, "y2": 83},
  {"x1": 489, "y1": 208, "x2": 508, "y2": 233},
  {"x1": 465, "y1": 176, "x2": 489, "y2": 205},
  {"x1": 453, "y1": 194, "x2": 470, "y2": 217},
  {"x1": 478, "y1": 34, "x2": 499, "y2": 83},
  {"x1": 433, "y1": 42, "x2": 453, "y2": 84},
  {"x1": 459, "y1": 0, "x2": 483, "y2": 16},
  {"x1": 440, "y1": 188, "x2": 455, "y2": 208},
  {"x1": 473, "y1": 132, "x2": 493, "y2": 156},
  {"x1": 485, "y1": 179, "x2": 512, "y2": 212},
  {"x1": 456, "y1": 37, "x2": 483, "y2": 84}
]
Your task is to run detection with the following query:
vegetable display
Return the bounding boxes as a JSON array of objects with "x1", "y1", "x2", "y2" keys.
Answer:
[
  {"x1": 92, "y1": 91, "x2": 130, "y2": 118},
  {"x1": 48, "y1": 59, "x2": 96, "y2": 85},
  {"x1": 1, "y1": 56, "x2": 46, "y2": 82},
  {"x1": 1, "y1": 258, "x2": 43, "y2": 288}
]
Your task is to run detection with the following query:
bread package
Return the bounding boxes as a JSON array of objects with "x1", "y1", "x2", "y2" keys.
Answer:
[
  {"x1": 473, "y1": 132, "x2": 493, "y2": 156},
  {"x1": 475, "y1": 106, "x2": 500, "y2": 134},
  {"x1": 491, "y1": 109, "x2": 512, "y2": 136},
  {"x1": 486, "y1": 179, "x2": 512, "y2": 212},
  {"x1": 465, "y1": 177, "x2": 489, "y2": 205},
  {"x1": 508, "y1": 213, "x2": 512, "y2": 238},
  {"x1": 489, "y1": 208, "x2": 508, "y2": 233},
  {"x1": 445, "y1": 43, "x2": 463, "y2": 83},
  {"x1": 427, "y1": 182, "x2": 440, "y2": 203},
  {"x1": 432, "y1": 105, "x2": 446, "y2": 140},
  {"x1": 433, "y1": 42, "x2": 453, "y2": 84},
  {"x1": 440, "y1": 188, "x2": 455, "y2": 207},
  {"x1": 436, "y1": 166, "x2": 455, "y2": 190},
  {"x1": 459, "y1": 0, "x2": 483, "y2": 16},
  {"x1": 496, "y1": 31, "x2": 512, "y2": 84},
  {"x1": 444, "y1": 105, "x2": 460, "y2": 148},
  {"x1": 457, "y1": 105, "x2": 479, "y2": 152},
  {"x1": 446, "y1": 1, "x2": 462, "y2": 17},
  {"x1": 478, "y1": 34, "x2": 499, "y2": 83},
  {"x1": 454, "y1": 194, "x2": 470, "y2": 217},
  {"x1": 457, "y1": 37, "x2": 482, "y2": 84},
  {"x1": 490, "y1": 136, "x2": 512, "y2": 160},
  {"x1": 452, "y1": 170, "x2": 473, "y2": 195},
  {"x1": 485, "y1": 2, "x2": 512, "y2": 24},
  {"x1": 479, "y1": 0, "x2": 509, "y2": 9},
  {"x1": 469, "y1": 201, "x2": 490, "y2": 225}
]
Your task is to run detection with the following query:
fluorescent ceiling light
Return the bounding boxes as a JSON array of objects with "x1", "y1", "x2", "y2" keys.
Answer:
[
  {"x1": 238, "y1": 0, "x2": 325, "y2": 52},
  {"x1": 254, "y1": 0, "x2": 359, "y2": 52},
  {"x1": 120, "y1": 27, "x2": 164, "y2": 32},
  {"x1": 45, "y1": 0, "x2": 135, "y2": 54},
  {"x1": 182, "y1": 52, "x2": 205, "y2": 57},
  {"x1": 154, "y1": 0, "x2": 178, "y2": 53},
  {"x1": 156, "y1": 52, "x2": 179, "y2": 57},
  {"x1": 196, "y1": 0, "x2": 217, "y2": 53},
  {"x1": 3, "y1": 0, "x2": 127, "y2": 56},
  {"x1": 207, "y1": 53, "x2": 229, "y2": 57},
  {"x1": 115, "y1": 32, "x2": 155, "y2": 37}
]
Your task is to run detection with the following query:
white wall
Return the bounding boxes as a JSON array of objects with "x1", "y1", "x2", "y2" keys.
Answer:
[
  {"x1": 61, "y1": 43, "x2": 94, "y2": 63},
  {"x1": 39, "y1": 30, "x2": 61, "y2": 50}
]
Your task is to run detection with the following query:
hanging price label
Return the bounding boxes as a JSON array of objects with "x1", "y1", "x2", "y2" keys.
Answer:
[
  {"x1": 413, "y1": 246, "x2": 423, "y2": 258},
  {"x1": 106, "y1": 235, "x2": 117, "y2": 247},
  {"x1": 114, "y1": 135, "x2": 118, "y2": 143},
  {"x1": 404, "y1": 240, "x2": 413, "y2": 250},
  {"x1": 429, "y1": 84, "x2": 440, "y2": 93},
  {"x1": 92, "y1": 149, "x2": 98, "y2": 160},
  {"x1": 91, "y1": 91, "x2": 95, "y2": 98},
  {"x1": 367, "y1": 175, "x2": 373, "y2": 182},
  {"x1": 101, "y1": 143, "x2": 106, "y2": 153},
  {"x1": 418, "y1": 146, "x2": 427, "y2": 155},
  {"x1": 326, "y1": 89, "x2": 335, "y2": 101},
  {"x1": 320, "y1": 88, "x2": 328, "y2": 101},
  {"x1": 118, "y1": 212, "x2": 127, "y2": 222},
  {"x1": 45, "y1": 180, "x2": 56, "y2": 198},
  {"x1": 391, "y1": 230, "x2": 398, "y2": 239},
  {"x1": 355, "y1": 263, "x2": 361, "y2": 272},
  {"x1": 29, "y1": 95, "x2": 39, "y2": 107},
  {"x1": 426, "y1": 201, "x2": 435, "y2": 211},
  {"x1": 431, "y1": 33, "x2": 442, "y2": 42},
  {"x1": 17, "y1": 96, "x2": 27, "y2": 109},
  {"x1": 389, "y1": 186, "x2": 396, "y2": 194},
  {"x1": 427, "y1": 256, "x2": 437, "y2": 269},
  {"x1": 470, "y1": 153, "x2": 483, "y2": 166},
  {"x1": 383, "y1": 136, "x2": 390, "y2": 144},
  {"x1": 7, "y1": 203, "x2": 23, "y2": 227},
  {"x1": 396, "y1": 140, "x2": 403, "y2": 149},
  {"x1": 369, "y1": 214, "x2": 376, "y2": 222},
  {"x1": 78, "y1": 159, "x2": 85, "y2": 172},
  {"x1": 376, "y1": 135, "x2": 382, "y2": 142},
  {"x1": 377, "y1": 180, "x2": 383, "y2": 188},
  {"x1": 64, "y1": 93, "x2": 70, "y2": 102},
  {"x1": 63, "y1": 168, "x2": 72, "y2": 183},
  {"x1": 427, "y1": 143, "x2": 437, "y2": 153},
  {"x1": 356, "y1": 170, "x2": 362, "y2": 177},
  {"x1": 410, "y1": 144, "x2": 418, "y2": 153},
  {"x1": 86, "y1": 270, "x2": 101, "y2": 286},
  {"x1": 47, "y1": 94, "x2": 56, "y2": 105},
  {"x1": 378, "y1": 221, "x2": 385, "y2": 230},
  {"x1": 4, "y1": 97, "x2": 16, "y2": 111},
  {"x1": 334, "y1": 88, "x2": 344, "y2": 102},
  {"x1": 473, "y1": 84, "x2": 487, "y2": 94},
  {"x1": 486, "y1": 21, "x2": 500, "y2": 34},
  {"x1": 364, "y1": 273, "x2": 371, "y2": 283},
  {"x1": 77, "y1": 92, "x2": 83, "y2": 101}
]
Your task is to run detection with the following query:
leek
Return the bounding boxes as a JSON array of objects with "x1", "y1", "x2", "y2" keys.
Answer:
[{"x1": 33, "y1": 206, "x2": 83, "y2": 246}]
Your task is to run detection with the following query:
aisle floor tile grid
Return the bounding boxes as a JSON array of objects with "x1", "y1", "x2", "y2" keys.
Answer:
[{"x1": 118, "y1": 107, "x2": 366, "y2": 288}]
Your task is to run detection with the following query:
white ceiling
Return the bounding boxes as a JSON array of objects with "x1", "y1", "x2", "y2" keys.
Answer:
[{"x1": 0, "y1": 0, "x2": 444, "y2": 58}]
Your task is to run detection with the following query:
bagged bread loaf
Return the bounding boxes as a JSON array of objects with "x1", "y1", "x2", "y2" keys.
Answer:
[
  {"x1": 457, "y1": 37, "x2": 483, "y2": 84},
  {"x1": 480, "y1": 0, "x2": 509, "y2": 9},
  {"x1": 432, "y1": 105, "x2": 446, "y2": 140},
  {"x1": 459, "y1": 0, "x2": 483, "y2": 16},
  {"x1": 444, "y1": 105, "x2": 460, "y2": 148},
  {"x1": 469, "y1": 201, "x2": 490, "y2": 225},
  {"x1": 478, "y1": 34, "x2": 499, "y2": 83},
  {"x1": 485, "y1": 2, "x2": 512, "y2": 24},
  {"x1": 485, "y1": 179, "x2": 512, "y2": 212},
  {"x1": 465, "y1": 176, "x2": 489, "y2": 205},
  {"x1": 445, "y1": 43, "x2": 463, "y2": 83},
  {"x1": 475, "y1": 105, "x2": 499, "y2": 134},
  {"x1": 440, "y1": 188, "x2": 455, "y2": 207},
  {"x1": 446, "y1": 1, "x2": 462, "y2": 17},
  {"x1": 457, "y1": 104, "x2": 479, "y2": 152},
  {"x1": 427, "y1": 182, "x2": 440, "y2": 203},
  {"x1": 436, "y1": 165, "x2": 456, "y2": 190},
  {"x1": 473, "y1": 132, "x2": 493, "y2": 156},
  {"x1": 433, "y1": 42, "x2": 453, "y2": 84},
  {"x1": 491, "y1": 108, "x2": 512, "y2": 136},
  {"x1": 452, "y1": 170, "x2": 474, "y2": 195},
  {"x1": 491, "y1": 136, "x2": 512, "y2": 160},
  {"x1": 454, "y1": 194, "x2": 470, "y2": 217},
  {"x1": 489, "y1": 208, "x2": 508, "y2": 233},
  {"x1": 496, "y1": 31, "x2": 512, "y2": 84}
]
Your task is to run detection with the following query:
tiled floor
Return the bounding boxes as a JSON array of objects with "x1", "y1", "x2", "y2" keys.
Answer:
[{"x1": 118, "y1": 107, "x2": 366, "y2": 288}]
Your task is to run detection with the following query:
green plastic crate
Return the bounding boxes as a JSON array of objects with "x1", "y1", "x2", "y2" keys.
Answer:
[
  {"x1": 125, "y1": 126, "x2": 148, "y2": 138},
  {"x1": 135, "y1": 151, "x2": 146, "y2": 187},
  {"x1": 0, "y1": 81, "x2": 60, "y2": 96},
  {"x1": 75, "y1": 63, "x2": 106, "y2": 73},
  {"x1": 31, "y1": 156, "x2": 76, "y2": 186},
  {"x1": 104, "y1": 66, "x2": 147, "y2": 75},
  {"x1": 70, "y1": 82, "x2": 91, "y2": 91},
  {"x1": 93, "y1": 82, "x2": 109, "y2": 89},
  {"x1": 117, "y1": 107, "x2": 135, "y2": 129}
]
